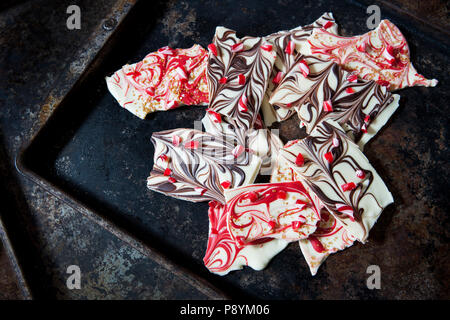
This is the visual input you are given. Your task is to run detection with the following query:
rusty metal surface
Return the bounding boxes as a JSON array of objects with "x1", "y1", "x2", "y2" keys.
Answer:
[{"x1": 1, "y1": 0, "x2": 449, "y2": 299}]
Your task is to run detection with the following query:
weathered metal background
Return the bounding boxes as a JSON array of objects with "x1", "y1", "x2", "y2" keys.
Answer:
[{"x1": 1, "y1": 0, "x2": 449, "y2": 299}]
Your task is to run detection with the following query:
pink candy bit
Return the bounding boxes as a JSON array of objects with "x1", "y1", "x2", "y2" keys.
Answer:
[
  {"x1": 158, "y1": 46, "x2": 175, "y2": 56},
  {"x1": 361, "y1": 123, "x2": 368, "y2": 133},
  {"x1": 221, "y1": 180, "x2": 231, "y2": 189},
  {"x1": 238, "y1": 74, "x2": 246, "y2": 85},
  {"x1": 345, "y1": 87, "x2": 355, "y2": 94},
  {"x1": 309, "y1": 236, "x2": 326, "y2": 253},
  {"x1": 231, "y1": 42, "x2": 244, "y2": 52},
  {"x1": 261, "y1": 43, "x2": 273, "y2": 51},
  {"x1": 341, "y1": 182, "x2": 356, "y2": 192},
  {"x1": 336, "y1": 203, "x2": 354, "y2": 220},
  {"x1": 377, "y1": 79, "x2": 390, "y2": 87},
  {"x1": 295, "y1": 153, "x2": 305, "y2": 166},
  {"x1": 277, "y1": 190, "x2": 287, "y2": 200},
  {"x1": 324, "y1": 152, "x2": 334, "y2": 163},
  {"x1": 247, "y1": 191, "x2": 259, "y2": 202},
  {"x1": 236, "y1": 236, "x2": 246, "y2": 246},
  {"x1": 238, "y1": 94, "x2": 248, "y2": 112},
  {"x1": 159, "y1": 154, "x2": 169, "y2": 162},
  {"x1": 347, "y1": 73, "x2": 358, "y2": 83},
  {"x1": 356, "y1": 169, "x2": 366, "y2": 179},
  {"x1": 219, "y1": 77, "x2": 228, "y2": 84},
  {"x1": 206, "y1": 109, "x2": 222, "y2": 123},
  {"x1": 163, "y1": 168, "x2": 172, "y2": 176},
  {"x1": 166, "y1": 101, "x2": 179, "y2": 109},
  {"x1": 364, "y1": 115, "x2": 371, "y2": 124},
  {"x1": 232, "y1": 145, "x2": 245, "y2": 158},
  {"x1": 207, "y1": 43, "x2": 217, "y2": 56},
  {"x1": 194, "y1": 187, "x2": 207, "y2": 195},
  {"x1": 268, "y1": 220, "x2": 277, "y2": 230},
  {"x1": 145, "y1": 87, "x2": 155, "y2": 96},
  {"x1": 323, "y1": 100, "x2": 333, "y2": 112},
  {"x1": 383, "y1": 45, "x2": 396, "y2": 65},
  {"x1": 298, "y1": 60, "x2": 310, "y2": 77},
  {"x1": 285, "y1": 40, "x2": 295, "y2": 55},
  {"x1": 332, "y1": 137, "x2": 340, "y2": 147},
  {"x1": 296, "y1": 199, "x2": 308, "y2": 210},
  {"x1": 292, "y1": 216, "x2": 306, "y2": 230},
  {"x1": 322, "y1": 21, "x2": 333, "y2": 29},
  {"x1": 172, "y1": 135, "x2": 181, "y2": 146},
  {"x1": 356, "y1": 41, "x2": 366, "y2": 53},
  {"x1": 168, "y1": 177, "x2": 177, "y2": 183},
  {"x1": 175, "y1": 67, "x2": 188, "y2": 81},
  {"x1": 184, "y1": 141, "x2": 199, "y2": 149},
  {"x1": 272, "y1": 71, "x2": 284, "y2": 85}
]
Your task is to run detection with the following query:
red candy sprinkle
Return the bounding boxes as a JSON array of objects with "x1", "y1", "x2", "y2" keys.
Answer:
[
  {"x1": 172, "y1": 135, "x2": 181, "y2": 146},
  {"x1": 207, "y1": 109, "x2": 222, "y2": 123},
  {"x1": 159, "y1": 154, "x2": 169, "y2": 162},
  {"x1": 207, "y1": 43, "x2": 217, "y2": 56},
  {"x1": 323, "y1": 100, "x2": 333, "y2": 112},
  {"x1": 238, "y1": 94, "x2": 248, "y2": 112},
  {"x1": 168, "y1": 177, "x2": 177, "y2": 183},
  {"x1": 356, "y1": 170, "x2": 366, "y2": 179},
  {"x1": 346, "y1": 87, "x2": 355, "y2": 94},
  {"x1": 219, "y1": 77, "x2": 227, "y2": 84},
  {"x1": 347, "y1": 73, "x2": 358, "y2": 83},
  {"x1": 324, "y1": 152, "x2": 333, "y2": 163},
  {"x1": 364, "y1": 115, "x2": 371, "y2": 123},
  {"x1": 336, "y1": 203, "x2": 354, "y2": 220},
  {"x1": 277, "y1": 190, "x2": 287, "y2": 200},
  {"x1": 231, "y1": 42, "x2": 244, "y2": 52},
  {"x1": 292, "y1": 217, "x2": 306, "y2": 230},
  {"x1": 163, "y1": 168, "x2": 172, "y2": 176},
  {"x1": 361, "y1": 123, "x2": 368, "y2": 133},
  {"x1": 247, "y1": 191, "x2": 259, "y2": 202},
  {"x1": 261, "y1": 44, "x2": 273, "y2": 51},
  {"x1": 341, "y1": 182, "x2": 356, "y2": 192},
  {"x1": 377, "y1": 79, "x2": 390, "y2": 87},
  {"x1": 356, "y1": 41, "x2": 366, "y2": 53},
  {"x1": 232, "y1": 145, "x2": 245, "y2": 158},
  {"x1": 272, "y1": 71, "x2": 284, "y2": 84},
  {"x1": 195, "y1": 187, "x2": 207, "y2": 195},
  {"x1": 166, "y1": 101, "x2": 179, "y2": 109},
  {"x1": 323, "y1": 21, "x2": 333, "y2": 29},
  {"x1": 383, "y1": 45, "x2": 396, "y2": 65},
  {"x1": 309, "y1": 236, "x2": 326, "y2": 253},
  {"x1": 145, "y1": 87, "x2": 155, "y2": 96},
  {"x1": 238, "y1": 74, "x2": 246, "y2": 85},
  {"x1": 285, "y1": 40, "x2": 295, "y2": 54},
  {"x1": 295, "y1": 153, "x2": 305, "y2": 166},
  {"x1": 221, "y1": 181, "x2": 231, "y2": 189},
  {"x1": 298, "y1": 60, "x2": 310, "y2": 77},
  {"x1": 184, "y1": 141, "x2": 199, "y2": 149},
  {"x1": 268, "y1": 220, "x2": 276, "y2": 229}
]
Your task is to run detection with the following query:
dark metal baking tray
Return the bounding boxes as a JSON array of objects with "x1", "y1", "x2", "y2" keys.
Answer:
[{"x1": 15, "y1": 0, "x2": 449, "y2": 299}]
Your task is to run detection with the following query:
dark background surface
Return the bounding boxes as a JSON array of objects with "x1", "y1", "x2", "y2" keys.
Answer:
[{"x1": 0, "y1": 0, "x2": 449, "y2": 299}]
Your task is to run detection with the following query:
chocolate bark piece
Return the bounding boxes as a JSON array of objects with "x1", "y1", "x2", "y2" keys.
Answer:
[
  {"x1": 147, "y1": 128, "x2": 262, "y2": 204},
  {"x1": 304, "y1": 19, "x2": 438, "y2": 91},
  {"x1": 106, "y1": 45, "x2": 208, "y2": 119},
  {"x1": 203, "y1": 201, "x2": 288, "y2": 276},
  {"x1": 279, "y1": 120, "x2": 393, "y2": 243},
  {"x1": 204, "y1": 26, "x2": 276, "y2": 145},
  {"x1": 262, "y1": 12, "x2": 338, "y2": 126},
  {"x1": 270, "y1": 55, "x2": 400, "y2": 148}
]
